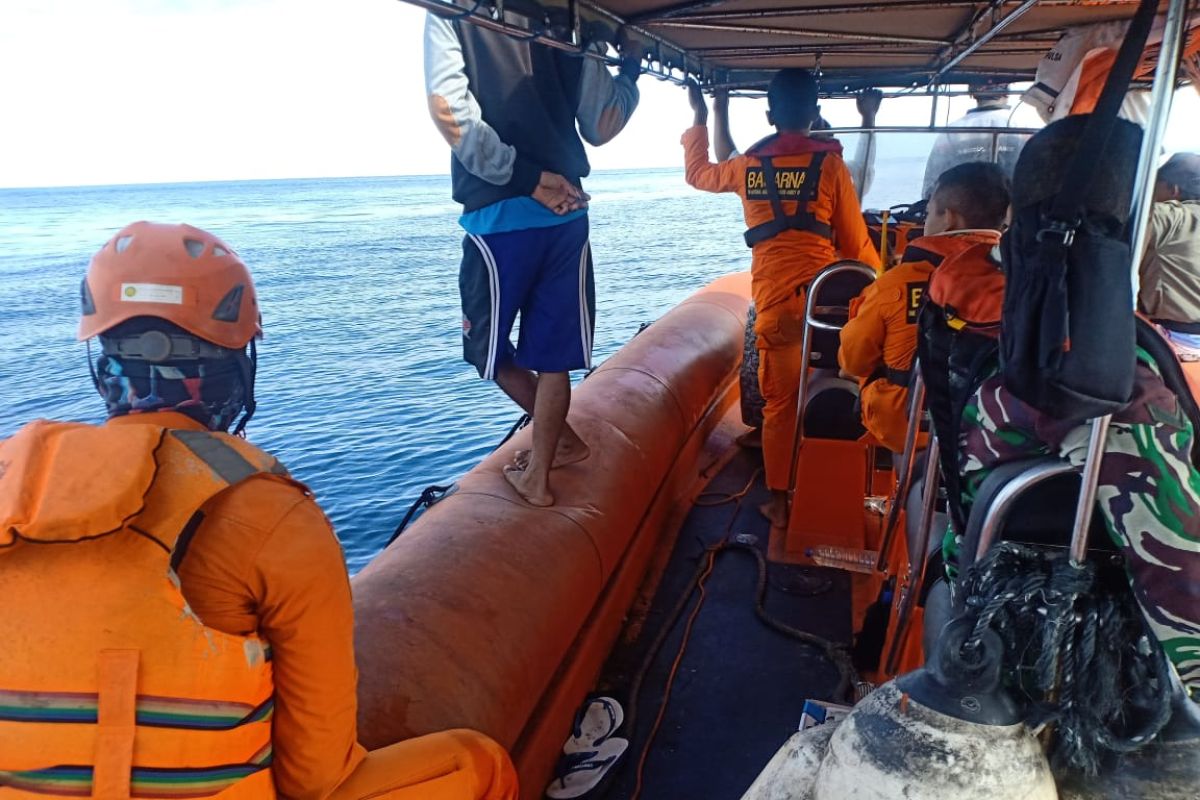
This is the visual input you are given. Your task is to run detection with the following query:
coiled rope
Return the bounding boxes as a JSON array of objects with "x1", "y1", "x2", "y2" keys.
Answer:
[{"x1": 957, "y1": 542, "x2": 1174, "y2": 774}]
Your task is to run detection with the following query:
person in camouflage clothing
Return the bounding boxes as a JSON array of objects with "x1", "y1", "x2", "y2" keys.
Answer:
[
  {"x1": 941, "y1": 117, "x2": 1200, "y2": 701},
  {"x1": 955, "y1": 352, "x2": 1200, "y2": 700}
]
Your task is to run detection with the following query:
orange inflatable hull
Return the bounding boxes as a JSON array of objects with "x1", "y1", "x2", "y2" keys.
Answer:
[{"x1": 351, "y1": 273, "x2": 752, "y2": 798}]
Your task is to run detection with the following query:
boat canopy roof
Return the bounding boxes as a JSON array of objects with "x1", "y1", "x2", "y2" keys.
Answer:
[
  {"x1": 614, "y1": 0, "x2": 1150, "y2": 88},
  {"x1": 410, "y1": 0, "x2": 1164, "y2": 91}
]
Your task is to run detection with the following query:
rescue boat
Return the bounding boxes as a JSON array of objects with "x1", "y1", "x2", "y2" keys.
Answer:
[{"x1": 353, "y1": 1, "x2": 1200, "y2": 798}]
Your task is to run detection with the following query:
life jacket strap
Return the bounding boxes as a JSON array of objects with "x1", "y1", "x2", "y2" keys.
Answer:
[
  {"x1": 94, "y1": 650, "x2": 139, "y2": 800},
  {"x1": 169, "y1": 429, "x2": 287, "y2": 484},
  {"x1": 744, "y1": 153, "x2": 832, "y2": 247},
  {"x1": 865, "y1": 364, "x2": 914, "y2": 388}
]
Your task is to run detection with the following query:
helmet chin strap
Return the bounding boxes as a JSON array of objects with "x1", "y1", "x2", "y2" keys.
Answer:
[
  {"x1": 232, "y1": 338, "x2": 258, "y2": 437},
  {"x1": 86, "y1": 339, "x2": 104, "y2": 397}
]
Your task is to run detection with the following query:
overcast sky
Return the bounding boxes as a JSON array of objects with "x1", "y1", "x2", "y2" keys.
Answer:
[{"x1": 1, "y1": 0, "x2": 1197, "y2": 188}]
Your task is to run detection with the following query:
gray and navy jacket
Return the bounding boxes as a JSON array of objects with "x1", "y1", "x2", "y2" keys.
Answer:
[{"x1": 424, "y1": 9, "x2": 640, "y2": 212}]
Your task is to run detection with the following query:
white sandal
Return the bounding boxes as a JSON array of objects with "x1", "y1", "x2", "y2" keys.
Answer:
[
  {"x1": 545, "y1": 737, "x2": 630, "y2": 799},
  {"x1": 562, "y1": 696, "x2": 624, "y2": 754}
]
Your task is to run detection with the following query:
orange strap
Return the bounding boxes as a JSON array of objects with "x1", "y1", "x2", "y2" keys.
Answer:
[{"x1": 94, "y1": 650, "x2": 139, "y2": 800}]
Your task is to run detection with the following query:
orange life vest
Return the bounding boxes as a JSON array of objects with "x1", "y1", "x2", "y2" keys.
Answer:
[
  {"x1": 926, "y1": 238, "x2": 1006, "y2": 332},
  {"x1": 841, "y1": 230, "x2": 1000, "y2": 452},
  {"x1": 0, "y1": 420, "x2": 296, "y2": 799}
]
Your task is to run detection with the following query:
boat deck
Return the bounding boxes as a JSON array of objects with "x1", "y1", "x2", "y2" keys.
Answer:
[{"x1": 593, "y1": 446, "x2": 853, "y2": 799}]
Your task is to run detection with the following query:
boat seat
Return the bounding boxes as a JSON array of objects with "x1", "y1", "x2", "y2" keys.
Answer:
[
  {"x1": 957, "y1": 457, "x2": 1115, "y2": 576},
  {"x1": 920, "y1": 457, "x2": 1116, "y2": 647},
  {"x1": 803, "y1": 369, "x2": 864, "y2": 440},
  {"x1": 807, "y1": 267, "x2": 874, "y2": 371}
]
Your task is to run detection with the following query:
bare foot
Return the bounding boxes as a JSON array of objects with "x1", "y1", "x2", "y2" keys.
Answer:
[
  {"x1": 503, "y1": 464, "x2": 554, "y2": 507},
  {"x1": 513, "y1": 433, "x2": 590, "y2": 470},
  {"x1": 758, "y1": 497, "x2": 789, "y2": 528}
]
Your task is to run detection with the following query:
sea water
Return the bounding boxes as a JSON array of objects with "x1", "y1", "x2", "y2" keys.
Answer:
[{"x1": 0, "y1": 166, "x2": 920, "y2": 571}]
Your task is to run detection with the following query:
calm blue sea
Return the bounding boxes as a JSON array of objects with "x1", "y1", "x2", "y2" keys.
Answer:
[{"x1": 0, "y1": 167, "x2": 918, "y2": 571}]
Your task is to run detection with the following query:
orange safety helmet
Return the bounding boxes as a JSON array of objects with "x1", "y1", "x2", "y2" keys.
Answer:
[{"x1": 78, "y1": 221, "x2": 262, "y2": 347}]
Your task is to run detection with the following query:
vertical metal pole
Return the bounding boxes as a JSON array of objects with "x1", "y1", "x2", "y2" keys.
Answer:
[
  {"x1": 929, "y1": 82, "x2": 940, "y2": 128},
  {"x1": 1128, "y1": 0, "x2": 1188, "y2": 278},
  {"x1": 785, "y1": 309, "x2": 816, "y2": 520},
  {"x1": 885, "y1": 432, "x2": 940, "y2": 675},
  {"x1": 1070, "y1": 0, "x2": 1187, "y2": 563},
  {"x1": 1069, "y1": 415, "x2": 1113, "y2": 565},
  {"x1": 876, "y1": 372, "x2": 926, "y2": 572}
]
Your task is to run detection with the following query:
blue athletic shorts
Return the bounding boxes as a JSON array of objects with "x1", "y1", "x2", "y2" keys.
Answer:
[{"x1": 459, "y1": 216, "x2": 595, "y2": 379}]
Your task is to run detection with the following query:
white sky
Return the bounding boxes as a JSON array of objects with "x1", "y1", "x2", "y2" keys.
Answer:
[{"x1": 1, "y1": 0, "x2": 1197, "y2": 188}]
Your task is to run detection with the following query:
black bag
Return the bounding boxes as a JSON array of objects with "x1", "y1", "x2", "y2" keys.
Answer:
[{"x1": 998, "y1": 0, "x2": 1157, "y2": 423}]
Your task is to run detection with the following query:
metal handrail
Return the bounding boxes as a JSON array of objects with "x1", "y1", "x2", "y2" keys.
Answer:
[
  {"x1": 406, "y1": 0, "x2": 701, "y2": 84},
  {"x1": 883, "y1": 430, "x2": 940, "y2": 675},
  {"x1": 875, "y1": 369, "x2": 926, "y2": 572},
  {"x1": 785, "y1": 260, "x2": 877, "y2": 515},
  {"x1": 814, "y1": 125, "x2": 1042, "y2": 136},
  {"x1": 972, "y1": 460, "x2": 1080, "y2": 561}
]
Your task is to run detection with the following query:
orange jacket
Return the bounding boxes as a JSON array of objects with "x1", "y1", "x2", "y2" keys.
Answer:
[
  {"x1": 155, "y1": 412, "x2": 369, "y2": 800},
  {"x1": 683, "y1": 126, "x2": 880, "y2": 314},
  {"x1": 0, "y1": 411, "x2": 365, "y2": 800},
  {"x1": 1070, "y1": 27, "x2": 1200, "y2": 116},
  {"x1": 840, "y1": 230, "x2": 1001, "y2": 451}
]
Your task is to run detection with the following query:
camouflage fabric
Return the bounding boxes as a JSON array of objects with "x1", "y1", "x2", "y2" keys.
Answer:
[{"x1": 946, "y1": 350, "x2": 1200, "y2": 699}]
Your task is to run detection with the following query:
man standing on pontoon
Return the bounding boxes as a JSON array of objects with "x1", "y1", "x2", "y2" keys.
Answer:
[
  {"x1": 921, "y1": 80, "x2": 1024, "y2": 199},
  {"x1": 423, "y1": 7, "x2": 641, "y2": 506}
]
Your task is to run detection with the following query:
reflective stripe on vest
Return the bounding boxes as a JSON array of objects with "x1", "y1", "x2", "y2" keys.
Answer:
[
  {"x1": 0, "y1": 421, "x2": 291, "y2": 799},
  {"x1": 743, "y1": 153, "x2": 832, "y2": 247}
]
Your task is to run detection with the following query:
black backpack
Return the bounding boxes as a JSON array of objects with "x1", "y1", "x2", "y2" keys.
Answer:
[
  {"x1": 998, "y1": 0, "x2": 1156, "y2": 423},
  {"x1": 916, "y1": 296, "x2": 1000, "y2": 538}
]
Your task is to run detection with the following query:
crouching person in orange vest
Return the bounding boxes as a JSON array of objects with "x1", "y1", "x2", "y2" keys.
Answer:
[
  {"x1": 840, "y1": 162, "x2": 1010, "y2": 452},
  {"x1": 0, "y1": 222, "x2": 517, "y2": 800}
]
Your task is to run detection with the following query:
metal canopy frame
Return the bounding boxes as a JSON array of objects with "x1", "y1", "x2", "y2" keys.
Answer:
[{"x1": 402, "y1": 0, "x2": 1189, "y2": 92}]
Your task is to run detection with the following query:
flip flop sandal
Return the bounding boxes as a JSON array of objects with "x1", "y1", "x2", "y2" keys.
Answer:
[
  {"x1": 562, "y1": 695, "x2": 624, "y2": 754},
  {"x1": 544, "y1": 737, "x2": 630, "y2": 800}
]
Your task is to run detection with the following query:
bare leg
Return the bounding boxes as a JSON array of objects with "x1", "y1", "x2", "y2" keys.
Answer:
[
  {"x1": 495, "y1": 363, "x2": 589, "y2": 468},
  {"x1": 504, "y1": 371, "x2": 570, "y2": 506},
  {"x1": 758, "y1": 489, "x2": 789, "y2": 528},
  {"x1": 494, "y1": 362, "x2": 538, "y2": 415}
]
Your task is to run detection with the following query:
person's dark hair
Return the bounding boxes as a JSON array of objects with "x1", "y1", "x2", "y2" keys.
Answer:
[
  {"x1": 1011, "y1": 115, "x2": 1143, "y2": 225},
  {"x1": 968, "y1": 79, "x2": 1010, "y2": 105},
  {"x1": 768, "y1": 68, "x2": 819, "y2": 130},
  {"x1": 931, "y1": 162, "x2": 1011, "y2": 230},
  {"x1": 1158, "y1": 153, "x2": 1200, "y2": 201}
]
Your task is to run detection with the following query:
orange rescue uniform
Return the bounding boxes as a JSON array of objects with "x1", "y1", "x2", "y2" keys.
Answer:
[
  {"x1": 683, "y1": 125, "x2": 880, "y2": 489},
  {"x1": 840, "y1": 230, "x2": 1001, "y2": 452},
  {"x1": 0, "y1": 411, "x2": 517, "y2": 800}
]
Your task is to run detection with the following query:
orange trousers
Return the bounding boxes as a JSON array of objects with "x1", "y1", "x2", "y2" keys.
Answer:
[
  {"x1": 327, "y1": 729, "x2": 518, "y2": 800},
  {"x1": 755, "y1": 297, "x2": 808, "y2": 492}
]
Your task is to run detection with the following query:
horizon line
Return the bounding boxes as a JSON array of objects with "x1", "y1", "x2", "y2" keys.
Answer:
[{"x1": 0, "y1": 165, "x2": 685, "y2": 193}]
